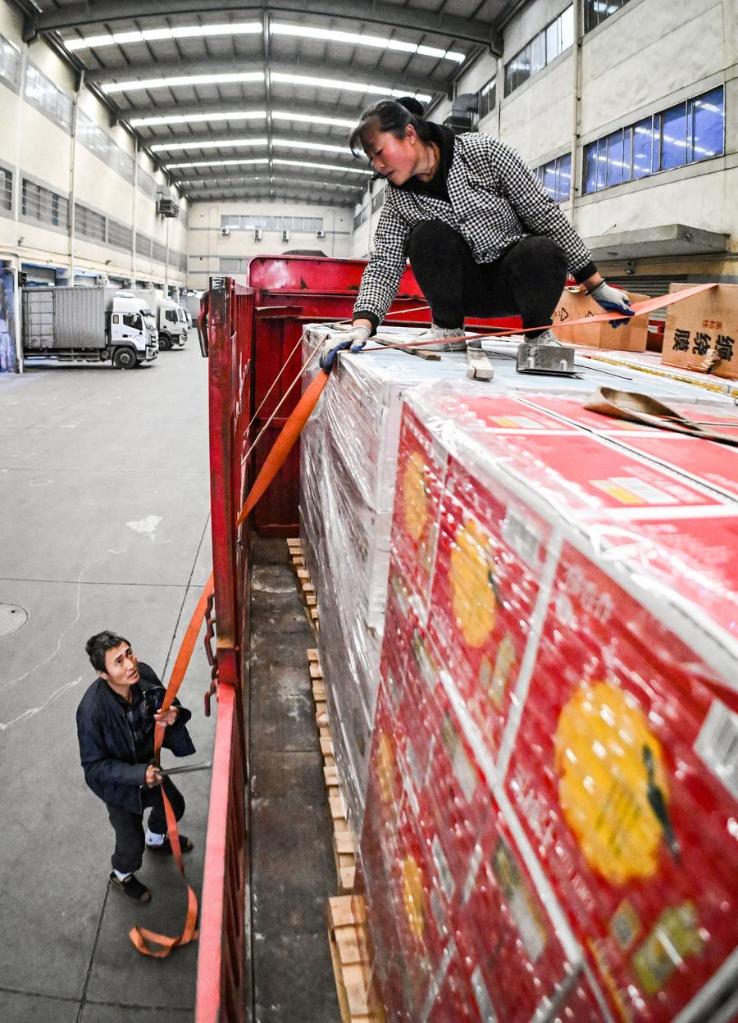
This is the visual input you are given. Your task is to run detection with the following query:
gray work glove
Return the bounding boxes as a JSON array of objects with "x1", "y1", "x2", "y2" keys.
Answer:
[
  {"x1": 589, "y1": 281, "x2": 636, "y2": 328},
  {"x1": 319, "y1": 323, "x2": 372, "y2": 371}
]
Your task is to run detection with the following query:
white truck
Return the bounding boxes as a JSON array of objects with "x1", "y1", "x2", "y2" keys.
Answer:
[
  {"x1": 22, "y1": 286, "x2": 158, "y2": 368},
  {"x1": 134, "y1": 289, "x2": 188, "y2": 350}
]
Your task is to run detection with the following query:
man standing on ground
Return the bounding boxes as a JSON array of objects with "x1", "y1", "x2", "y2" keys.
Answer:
[{"x1": 76, "y1": 631, "x2": 196, "y2": 902}]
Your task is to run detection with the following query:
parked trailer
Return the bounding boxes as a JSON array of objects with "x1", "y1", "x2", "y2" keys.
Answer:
[{"x1": 22, "y1": 286, "x2": 158, "y2": 368}]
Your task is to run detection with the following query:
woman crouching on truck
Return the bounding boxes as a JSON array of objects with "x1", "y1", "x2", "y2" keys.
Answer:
[{"x1": 319, "y1": 97, "x2": 634, "y2": 370}]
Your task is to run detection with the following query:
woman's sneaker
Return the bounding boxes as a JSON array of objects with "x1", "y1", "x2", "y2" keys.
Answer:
[
  {"x1": 415, "y1": 324, "x2": 467, "y2": 351},
  {"x1": 109, "y1": 871, "x2": 152, "y2": 902}
]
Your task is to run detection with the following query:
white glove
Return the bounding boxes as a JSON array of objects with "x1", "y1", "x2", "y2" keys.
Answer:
[
  {"x1": 319, "y1": 324, "x2": 372, "y2": 371},
  {"x1": 589, "y1": 281, "x2": 635, "y2": 328}
]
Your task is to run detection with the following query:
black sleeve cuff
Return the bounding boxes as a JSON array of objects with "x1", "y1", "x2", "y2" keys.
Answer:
[
  {"x1": 353, "y1": 310, "x2": 379, "y2": 333},
  {"x1": 573, "y1": 262, "x2": 597, "y2": 284}
]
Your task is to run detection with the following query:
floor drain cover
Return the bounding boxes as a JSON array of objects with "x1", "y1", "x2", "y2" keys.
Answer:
[{"x1": 0, "y1": 604, "x2": 28, "y2": 636}]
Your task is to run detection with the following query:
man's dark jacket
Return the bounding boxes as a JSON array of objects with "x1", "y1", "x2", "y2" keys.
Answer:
[{"x1": 76, "y1": 662, "x2": 196, "y2": 813}]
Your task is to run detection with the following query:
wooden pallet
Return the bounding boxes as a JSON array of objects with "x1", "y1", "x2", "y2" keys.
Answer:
[
  {"x1": 287, "y1": 537, "x2": 320, "y2": 629},
  {"x1": 328, "y1": 896, "x2": 385, "y2": 1023},
  {"x1": 308, "y1": 647, "x2": 357, "y2": 894}
]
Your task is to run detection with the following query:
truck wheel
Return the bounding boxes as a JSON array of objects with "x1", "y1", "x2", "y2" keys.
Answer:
[
  {"x1": 159, "y1": 334, "x2": 171, "y2": 350},
  {"x1": 112, "y1": 347, "x2": 137, "y2": 369}
]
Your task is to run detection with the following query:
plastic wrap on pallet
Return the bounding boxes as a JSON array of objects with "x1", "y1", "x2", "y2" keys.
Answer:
[
  {"x1": 299, "y1": 327, "x2": 479, "y2": 827},
  {"x1": 360, "y1": 384, "x2": 738, "y2": 1022}
]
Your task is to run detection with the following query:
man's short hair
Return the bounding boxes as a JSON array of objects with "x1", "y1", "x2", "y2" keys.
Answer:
[{"x1": 86, "y1": 630, "x2": 130, "y2": 673}]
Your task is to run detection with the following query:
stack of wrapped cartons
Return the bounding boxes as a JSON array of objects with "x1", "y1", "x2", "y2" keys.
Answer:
[{"x1": 359, "y1": 383, "x2": 738, "y2": 1022}]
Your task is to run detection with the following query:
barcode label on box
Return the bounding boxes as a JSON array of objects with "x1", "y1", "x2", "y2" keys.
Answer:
[{"x1": 694, "y1": 699, "x2": 738, "y2": 799}]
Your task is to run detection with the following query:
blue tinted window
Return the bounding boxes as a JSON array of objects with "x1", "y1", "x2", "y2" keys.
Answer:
[
  {"x1": 690, "y1": 87, "x2": 724, "y2": 161},
  {"x1": 557, "y1": 153, "x2": 572, "y2": 200},
  {"x1": 622, "y1": 128, "x2": 633, "y2": 181},
  {"x1": 543, "y1": 161, "x2": 557, "y2": 197},
  {"x1": 583, "y1": 142, "x2": 599, "y2": 193},
  {"x1": 606, "y1": 130, "x2": 624, "y2": 186},
  {"x1": 661, "y1": 103, "x2": 687, "y2": 170},
  {"x1": 632, "y1": 116, "x2": 654, "y2": 178}
]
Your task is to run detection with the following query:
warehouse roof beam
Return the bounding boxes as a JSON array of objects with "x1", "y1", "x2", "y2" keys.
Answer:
[
  {"x1": 128, "y1": 107, "x2": 356, "y2": 129},
  {"x1": 29, "y1": 0, "x2": 502, "y2": 51}
]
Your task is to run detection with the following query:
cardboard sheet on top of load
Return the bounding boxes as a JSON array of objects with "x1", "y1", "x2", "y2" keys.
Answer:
[{"x1": 358, "y1": 384, "x2": 738, "y2": 1023}]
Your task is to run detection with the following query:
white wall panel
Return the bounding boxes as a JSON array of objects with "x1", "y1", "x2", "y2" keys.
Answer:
[
  {"x1": 500, "y1": 54, "x2": 574, "y2": 163},
  {"x1": 580, "y1": 0, "x2": 724, "y2": 136}
]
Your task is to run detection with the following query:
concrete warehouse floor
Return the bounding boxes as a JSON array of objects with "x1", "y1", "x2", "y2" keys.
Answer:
[
  {"x1": 0, "y1": 342, "x2": 338, "y2": 1022},
  {"x1": 0, "y1": 342, "x2": 213, "y2": 1022}
]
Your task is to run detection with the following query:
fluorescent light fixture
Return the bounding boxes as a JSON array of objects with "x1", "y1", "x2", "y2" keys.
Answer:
[
  {"x1": 273, "y1": 158, "x2": 371, "y2": 175},
  {"x1": 151, "y1": 136, "x2": 269, "y2": 153},
  {"x1": 65, "y1": 19, "x2": 464, "y2": 64},
  {"x1": 272, "y1": 110, "x2": 355, "y2": 129},
  {"x1": 155, "y1": 136, "x2": 347, "y2": 156},
  {"x1": 129, "y1": 109, "x2": 355, "y2": 129},
  {"x1": 178, "y1": 174, "x2": 360, "y2": 190},
  {"x1": 272, "y1": 139, "x2": 347, "y2": 155},
  {"x1": 102, "y1": 71, "x2": 264, "y2": 94},
  {"x1": 166, "y1": 157, "x2": 271, "y2": 169},
  {"x1": 271, "y1": 72, "x2": 431, "y2": 103},
  {"x1": 65, "y1": 21, "x2": 261, "y2": 52},
  {"x1": 271, "y1": 22, "x2": 464, "y2": 62},
  {"x1": 130, "y1": 110, "x2": 267, "y2": 127}
]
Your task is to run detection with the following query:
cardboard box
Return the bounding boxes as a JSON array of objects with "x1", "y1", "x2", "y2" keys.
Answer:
[
  {"x1": 504, "y1": 541, "x2": 738, "y2": 1021},
  {"x1": 662, "y1": 282, "x2": 738, "y2": 379},
  {"x1": 552, "y1": 287, "x2": 650, "y2": 350}
]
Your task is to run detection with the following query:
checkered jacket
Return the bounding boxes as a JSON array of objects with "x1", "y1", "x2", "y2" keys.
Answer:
[{"x1": 353, "y1": 132, "x2": 593, "y2": 325}]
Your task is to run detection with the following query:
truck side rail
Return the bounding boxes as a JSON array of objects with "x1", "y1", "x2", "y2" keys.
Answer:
[{"x1": 196, "y1": 277, "x2": 254, "y2": 1023}]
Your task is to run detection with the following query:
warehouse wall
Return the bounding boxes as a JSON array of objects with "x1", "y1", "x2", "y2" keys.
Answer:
[
  {"x1": 186, "y1": 199, "x2": 353, "y2": 290},
  {"x1": 0, "y1": 0, "x2": 188, "y2": 291},
  {"x1": 350, "y1": 0, "x2": 738, "y2": 286}
]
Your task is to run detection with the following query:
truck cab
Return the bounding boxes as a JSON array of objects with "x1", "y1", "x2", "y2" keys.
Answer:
[
  {"x1": 159, "y1": 299, "x2": 188, "y2": 349},
  {"x1": 110, "y1": 292, "x2": 159, "y2": 367}
]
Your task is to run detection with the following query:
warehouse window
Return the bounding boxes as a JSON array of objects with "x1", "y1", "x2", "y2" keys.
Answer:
[
  {"x1": 23, "y1": 179, "x2": 68, "y2": 227},
  {"x1": 220, "y1": 214, "x2": 324, "y2": 232},
  {"x1": 584, "y1": 0, "x2": 631, "y2": 33},
  {"x1": 0, "y1": 32, "x2": 21, "y2": 91},
  {"x1": 353, "y1": 207, "x2": 369, "y2": 231},
  {"x1": 77, "y1": 110, "x2": 136, "y2": 185},
  {"x1": 138, "y1": 169, "x2": 158, "y2": 199},
  {"x1": 135, "y1": 232, "x2": 153, "y2": 257},
  {"x1": 152, "y1": 241, "x2": 167, "y2": 263},
  {"x1": 583, "y1": 86, "x2": 724, "y2": 194},
  {"x1": 25, "y1": 63, "x2": 73, "y2": 133},
  {"x1": 505, "y1": 6, "x2": 573, "y2": 96},
  {"x1": 371, "y1": 189, "x2": 385, "y2": 213},
  {"x1": 74, "y1": 203, "x2": 106, "y2": 242},
  {"x1": 0, "y1": 168, "x2": 12, "y2": 212},
  {"x1": 106, "y1": 218, "x2": 133, "y2": 252},
  {"x1": 532, "y1": 153, "x2": 571, "y2": 202},
  {"x1": 220, "y1": 257, "x2": 247, "y2": 273},
  {"x1": 478, "y1": 78, "x2": 496, "y2": 120}
]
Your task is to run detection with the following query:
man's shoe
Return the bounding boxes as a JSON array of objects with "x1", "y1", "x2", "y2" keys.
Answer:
[
  {"x1": 146, "y1": 834, "x2": 194, "y2": 856},
  {"x1": 109, "y1": 871, "x2": 152, "y2": 902},
  {"x1": 415, "y1": 323, "x2": 467, "y2": 351}
]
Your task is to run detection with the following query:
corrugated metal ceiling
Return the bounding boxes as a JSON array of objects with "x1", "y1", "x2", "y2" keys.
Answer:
[{"x1": 22, "y1": 1, "x2": 513, "y2": 206}]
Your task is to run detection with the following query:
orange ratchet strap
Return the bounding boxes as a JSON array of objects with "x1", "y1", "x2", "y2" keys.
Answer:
[
  {"x1": 361, "y1": 283, "x2": 718, "y2": 353},
  {"x1": 130, "y1": 369, "x2": 330, "y2": 956},
  {"x1": 129, "y1": 576, "x2": 214, "y2": 957}
]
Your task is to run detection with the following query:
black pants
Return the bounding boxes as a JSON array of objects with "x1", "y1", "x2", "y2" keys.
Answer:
[
  {"x1": 107, "y1": 778, "x2": 185, "y2": 874},
  {"x1": 406, "y1": 221, "x2": 568, "y2": 338}
]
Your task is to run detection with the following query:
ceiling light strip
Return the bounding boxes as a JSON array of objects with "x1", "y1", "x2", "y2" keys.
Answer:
[{"x1": 65, "y1": 19, "x2": 463, "y2": 62}]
